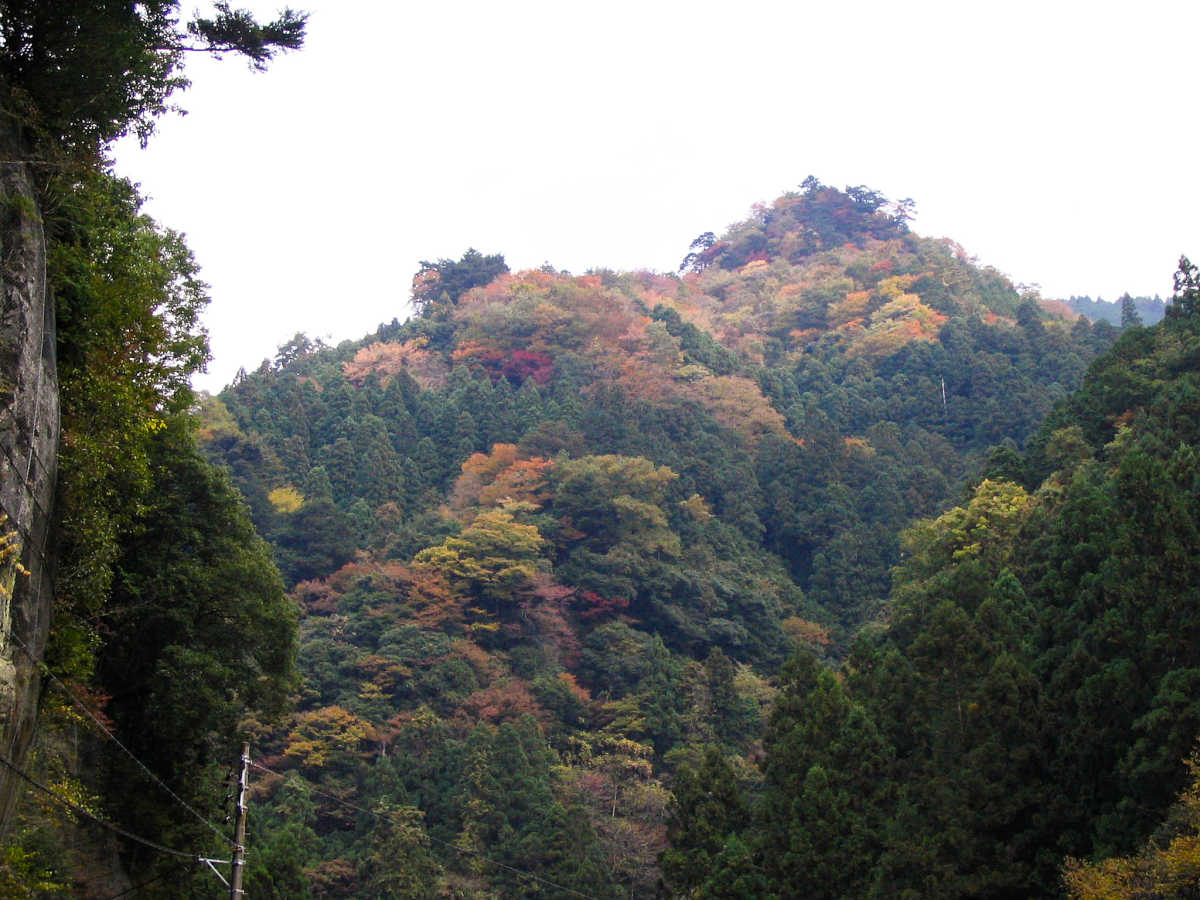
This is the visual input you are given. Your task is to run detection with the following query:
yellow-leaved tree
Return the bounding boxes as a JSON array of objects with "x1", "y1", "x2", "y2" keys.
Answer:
[
  {"x1": 1064, "y1": 748, "x2": 1200, "y2": 899},
  {"x1": 414, "y1": 500, "x2": 547, "y2": 616}
]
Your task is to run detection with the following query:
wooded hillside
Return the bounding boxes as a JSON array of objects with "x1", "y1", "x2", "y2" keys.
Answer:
[
  {"x1": 188, "y1": 180, "x2": 1164, "y2": 898},
  {"x1": 0, "y1": 2, "x2": 1189, "y2": 895}
]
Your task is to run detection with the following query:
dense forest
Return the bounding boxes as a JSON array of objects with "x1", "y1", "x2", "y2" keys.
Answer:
[
  {"x1": 1, "y1": 3, "x2": 1198, "y2": 898},
  {"x1": 181, "y1": 179, "x2": 1178, "y2": 898}
]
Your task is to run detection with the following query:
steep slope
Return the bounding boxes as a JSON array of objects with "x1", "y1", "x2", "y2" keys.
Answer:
[
  {"x1": 220, "y1": 180, "x2": 1113, "y2": 627},
  {"x1": 0, "y1": 4, "x2": 307, "y2": 891},
  {"x1": 204, "y1": 181, "x2": 1118, "y2": 895},
  {"x1": 0, "y1": 166, "x2": 299, "y2": 895},
  {"x1": 725, "y1": 262, "x2": 1200, "y2": 899}
]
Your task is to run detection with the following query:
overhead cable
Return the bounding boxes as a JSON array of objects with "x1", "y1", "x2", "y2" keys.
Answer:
[
  {"x1": 8, "y1": 630, "x2": 236, "y2": 848},
  {"x1": 0, "y1": 749, "x2": 200, "y2": 863}
]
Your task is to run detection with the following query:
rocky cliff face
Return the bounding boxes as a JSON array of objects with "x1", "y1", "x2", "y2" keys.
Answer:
[{"x1": 0, "y1": 125, "x2": 59, "y2": 833}]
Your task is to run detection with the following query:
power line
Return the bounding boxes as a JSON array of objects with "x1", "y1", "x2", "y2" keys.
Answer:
[
  {"x1": 6, "y1": 630, "x2": 236, "y2": 849},
  {"x1": 249, "y1": 759, "x2": 598, "y2": 900},
  {"x1": 0, "y1": 415, "x2": 234, "y2": 849},
  {"x1": 0, "y1": 749, "x2": 200, "y2": 863},
  {"x1": 108, "y1": 862, "x2": 187, "y2": 899},
  {"x1": 2, "y1": 394, "x2": 598, "y2": 897},
  {"x1": 46, "y1": 828, "x2": 193, "y2": 900}
]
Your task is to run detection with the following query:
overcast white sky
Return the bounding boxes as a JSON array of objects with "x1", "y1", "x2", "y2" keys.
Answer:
[{"x1": 113, "y1": 0, "x2": 1200, "y2": 392}]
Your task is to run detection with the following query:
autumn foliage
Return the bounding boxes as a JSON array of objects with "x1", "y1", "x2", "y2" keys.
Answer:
[{"x1": 200, "y1": 181, "x2": 1118, "y2": 899}]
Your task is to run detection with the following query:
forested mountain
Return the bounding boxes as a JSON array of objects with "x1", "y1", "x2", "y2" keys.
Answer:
[
  {"x1": 188, "y1": 179, "x2": 1151, "y2": 897},
  {"x1": 9, "y1": 3, "x2": 1193, "y2": 899},
  {"x1": 721, "y1": 260, "x2": 1200, "y2": 899}
]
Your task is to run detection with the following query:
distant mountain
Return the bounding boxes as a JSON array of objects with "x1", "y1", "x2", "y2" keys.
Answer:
[{"x1": 1065, "y1": 293, "x2": 1166, "y2": 326}]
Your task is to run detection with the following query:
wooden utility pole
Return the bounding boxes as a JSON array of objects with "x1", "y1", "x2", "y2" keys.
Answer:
[{"x1": 230, "y1": 742, "x2": 249, "y2": 898}]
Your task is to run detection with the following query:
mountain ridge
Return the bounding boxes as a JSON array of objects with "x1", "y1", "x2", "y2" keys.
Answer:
[{"x1": 192, "y1": 181, "x2": 1130, "y2": 896}]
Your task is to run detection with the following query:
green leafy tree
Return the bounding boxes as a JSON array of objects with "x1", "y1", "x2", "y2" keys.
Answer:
[
  {"x1": 662, "y1": 747, "x2": 748, "y2": 895},
  {"x1": 414, "y1": 500, "x2": 546, "y2": 613},
  {"x1": 0, "y1": 0, "x2": 305, "y2": 155},
  {"x1": 1166, "y1": 255, "x2": 1200, "y2": 320},
  {"x1": 703, "y1": 647, "x2": 758, "y2": 749},
  {"x1": 1119, "y1": 293, "x2": 1143, "y2": 329},
  {"x1": 244, "y1": 773, "x2": 319, "y2": 899},
  {"x1": 411, "y1": 248, "x2": 508, "y2": 318},
  {"x1": 48, "y1": 170, "x2": 210, "y2": 680},
  {"x1": 456, "y1": 718, "x2": 616, "y2": 898},
  {"x1": 275, "y1": 491, "x2": 356, "y2": 585},
  {"x1": 640, "y1": 636, "x2": 686, "y2": 754},
  {"x1": 96, "y1": 419, "x2": 296, "y2": 882},
  {"x1": 697, "y1": 834, "x2": 770, "y2": 899},
  {"x1": 359, "y1": 801, "x2": 444, "y2": 899},
  {"x1": 758, "y1": 652, "x2": 891, "y2": 900}
]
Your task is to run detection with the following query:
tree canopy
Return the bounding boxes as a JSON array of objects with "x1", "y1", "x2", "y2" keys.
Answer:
[
  {"x1": 0, "y1": 0, "x2": 305, "y2": 154},
  {"x1": 187, "y1": 182, "x2": 1132, "y2": 896},
  {"x1": 0, "y1": 1, "x2": 305, "y2": 885}
]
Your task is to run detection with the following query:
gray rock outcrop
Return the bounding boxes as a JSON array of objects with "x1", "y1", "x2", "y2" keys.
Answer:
[{"x1": 0, "y1": 123, "x2": 60, "y2": 834}]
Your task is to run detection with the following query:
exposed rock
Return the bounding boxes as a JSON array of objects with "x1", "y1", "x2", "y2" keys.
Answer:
[{"x1": 0, "y1": 122, "x2": 59, "y2": 834}]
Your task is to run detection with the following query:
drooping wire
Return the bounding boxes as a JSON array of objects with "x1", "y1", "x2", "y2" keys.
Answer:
[
  {"x1": 107, "y1": 862, "x2": 187, "y2": 899},
  {"x1": 7, "y1": 629, "x2": 236, "y2": 848},
  {"x1": 46, "y1": 831, "x2": 196, "y2": 900},
  {"x1": 0, "y1": 431, "x2": 234, "y2": 849},
  {"x1": 0, "y1": 749, "x2": 201, "y2": 863},
  {"x1": 249, "y1": 759, "x2": 598, "y2": 900},
  {"x1": 0, "y1": 360, "x2": 241, "y2": 873},
  {"x1": 1, "y1": 398, "x2": 596, "y2": 896}
]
